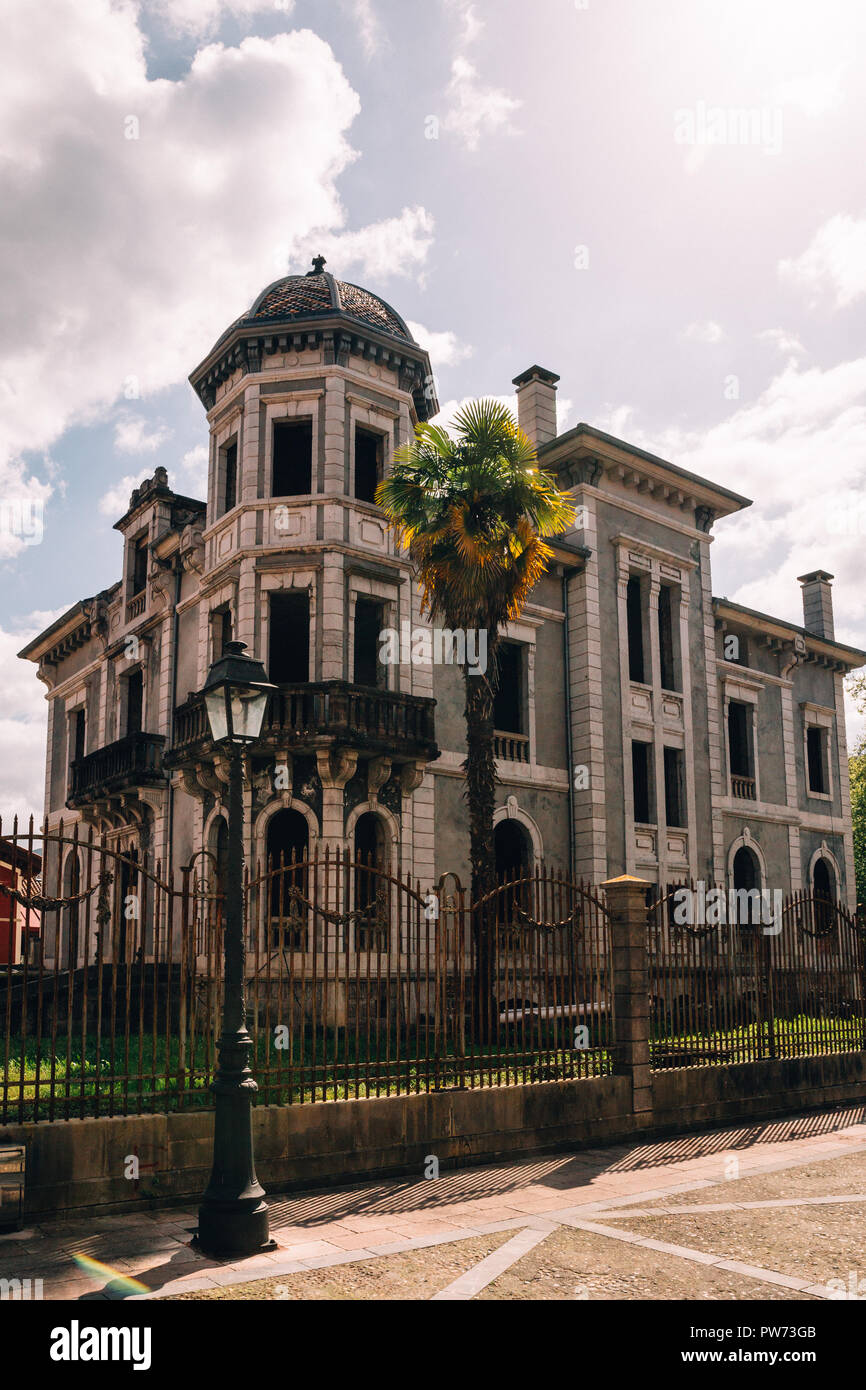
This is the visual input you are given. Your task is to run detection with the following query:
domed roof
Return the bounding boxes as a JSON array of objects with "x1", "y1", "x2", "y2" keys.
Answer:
[{"x1": 240, "y1": 256, "x2": 415, "y2": 344}]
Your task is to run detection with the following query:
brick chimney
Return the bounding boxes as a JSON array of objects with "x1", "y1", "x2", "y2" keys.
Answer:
[
  {"x1": 797, "y1": 570, "x2": 835, "y2": 639},
  {"x1": 512, "y1": 365, "x2": 560, "y2": 449}
]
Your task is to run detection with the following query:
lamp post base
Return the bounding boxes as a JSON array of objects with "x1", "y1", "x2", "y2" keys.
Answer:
[{"x1": 195, "y1": 1199, "x2": 274, "y2": 1258}]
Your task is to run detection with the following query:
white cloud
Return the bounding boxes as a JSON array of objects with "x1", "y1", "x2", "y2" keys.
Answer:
[
  {"x1": 149, "y1": 0, "x2": 291, "y2": 37},
  {"x1": 114, "y1": 416, "x2": 173, "y2": 454},
  {"x1": 772, "y1": 66, "x2": 845, "y2": 118},
  {"x1": 344, "y1": 0, "x2": 387, "y2": 59},
  {"x1": 309, "y1": 206, "x2": 434, "y2": 283},
  {"x1": 779, "y1": 214, "x2": 866, "y2": 308},
  {"x1": 757, "y1": 327, "x2": 806, "y2": 357},
  {"x1": 0, "y1": 5, "x2": 375, "y2": 522},
  {"x1": 443, "y1": 56, "x2": 521, "y2": 151},
  {"x1": 682, "y1": 320, "x2": 726, "y2": 345},
  {"x1": 430, "y1": 392, "x2": 574, "y2": 445},
  {"x1": 178, "y1": 444, "x2": 209, "y2": 497},
  {"x1": 446, "y1": 0, "x2": 483, "y2": 46},
  {"x1": 405, "y1": 321, "x2": 473, "y2": 367},
  {"x1": 98, "y1": 470, "x2": 153, "y2": 519},
  {"x1": 0, "y1": 611, "x2": 66, "y2": 825}
]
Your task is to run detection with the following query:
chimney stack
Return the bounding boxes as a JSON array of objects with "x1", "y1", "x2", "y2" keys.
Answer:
[
  {"x1": 512, "y1": 365, "x2": 560, "y2": 449},
  {"x1": 797, "y1": 570, "x2": 835, "y2": 639}
]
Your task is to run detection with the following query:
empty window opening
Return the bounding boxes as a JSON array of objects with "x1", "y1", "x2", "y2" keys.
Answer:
[
  {"x1": 631, "y1": 741, "x2": 653, "y2": 824},
  {"x1": 807, "y1": 725, "x2": 828, "y2": 795},
  {"x1": 353, "y1": 597, "x2": 385, "y2": 688},
  {"x1": 663, "y1": 747, "x2": 686, "y2": 827},
  {"x1": 222, "y1": 440, "x2": 238, "y2": 514},
  {"x1": 125, "y1": 669, "x2": 143, "y2": 737},
  {"x1": 272, "y1": 420, "x2": 313, "y2": 497},
  {"x1": 627, "y1": 576, "x2": 645, "y2": 684},
  {"x1": 131, "y1": 537, "x2": 148, "y2": 597},
  {"x1": 658, "y1": 584, "x2": 679, "y2": 691},
  {"x1": 267, "y1": 808, "x2": 309, "y2": 948},
  {"x1": 354, "y1": 812, "x2": 389, "y2": 946},
  {"x1": 727, "y1": 702, "x2": 752, "y2": 779},
  {"x1": 355, "y1": 428, "x2": 383, "y2": 504},
  {"x1": 493, "y1": 643, "x2": 524, "y2": 734},
  {"x1": 268, "y1": 591, "x2": 310, "y2": 684},
  {"x1": 212, "y1": 608, "x2": 233, "y2": 661}
]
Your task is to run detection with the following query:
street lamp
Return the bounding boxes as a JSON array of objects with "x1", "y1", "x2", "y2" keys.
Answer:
[{"x1": 197, "y1": 641, "x2": 276, "y2": 1257}]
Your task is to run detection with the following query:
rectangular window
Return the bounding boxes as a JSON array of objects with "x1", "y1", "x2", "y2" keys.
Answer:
[
  {"x1": 213, "y1": 608, "x2": 233, "y2": 660},
  {"x1": 272, "y1": 420, "x2": 313, "y2": 497},
  {"x1": 354, "y1": 427, "x2": 383, "y2": 504},
  {"x1": 493, "y1": 643, "x2": 524, "y2": 734},
  {"x1": 807, "y1": 725, "x2": 828, "y2": 795},
  {"x1": 126, "y1": 669, "x2": 143, "y2": 736},
  {"x1": 663, "y1": 747, "x2": 685, "y2": 827},
  {"x1": 727, "y1": 701, "x2": 752, "y2": 778},
  {"x1": 631, "y1": 740, "x2": 653, "y2": 824},
  {"x1": 353, "y1": 597, "x2": 385, "y2": 687},
  {"x1": 626, "y1": 576, "x2": 645, "y2": 684},
  {"x1": 657, "y1": 584, "x2": 679, "y2": 691},
  {"x1": 131, "y1": 537, "x2": 148, "y2": 597},
  {"x1": 68, "y1": 708, "x2": 86, "y2": 794},
  {"x1": 268, "y1": 591, "x2": 310, "y2": 683},
  {"x1": 222, "y1": 440, "x2": 238, "y2": 514}
]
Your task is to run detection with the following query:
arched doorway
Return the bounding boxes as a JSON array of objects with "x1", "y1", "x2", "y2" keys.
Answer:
[
  {"x1": 354, "y1": 811, "x2": 388, "y2": 950},
  {"x1": 116, "y1": 847, "x2": 139, "y2": 964},
  {"x1": 732, "y1": 845, "x2": 761, "y2": 926},
  {"x1": 266, "y1": 809, "x2": 309, "y2": 948}
]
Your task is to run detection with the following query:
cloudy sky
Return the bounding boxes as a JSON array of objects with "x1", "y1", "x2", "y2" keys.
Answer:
[{"x1": 2, "y1": 0, "x2": 866, "y2": 820}]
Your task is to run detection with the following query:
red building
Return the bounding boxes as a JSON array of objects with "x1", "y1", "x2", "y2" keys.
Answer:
[{"x1": 0, "y1": 838, "x2": 42, "y2": 967}]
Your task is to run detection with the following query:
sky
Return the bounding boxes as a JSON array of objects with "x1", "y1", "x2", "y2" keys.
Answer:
[{"x1": 2, "y1": 0, "x2": 866, "y2": 821}]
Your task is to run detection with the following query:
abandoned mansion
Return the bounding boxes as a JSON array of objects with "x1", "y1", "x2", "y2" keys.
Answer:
[{"x1": 19, "y1": 262, "x2": 866, "y2": 931}]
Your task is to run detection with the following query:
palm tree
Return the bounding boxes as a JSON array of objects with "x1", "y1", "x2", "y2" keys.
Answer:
[{"x1": 377, "y1": 400, "x2": 574, "y2": 1035}]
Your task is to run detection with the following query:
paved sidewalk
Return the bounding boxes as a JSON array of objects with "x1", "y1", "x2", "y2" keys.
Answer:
[{"x1": 3, "y1": 1101, "x2": 866, "y2": 1300}]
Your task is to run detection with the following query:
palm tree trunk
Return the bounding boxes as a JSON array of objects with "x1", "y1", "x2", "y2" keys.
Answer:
[{"x1": 464, "y1": 660, "x2": 498, "y2": 1044}]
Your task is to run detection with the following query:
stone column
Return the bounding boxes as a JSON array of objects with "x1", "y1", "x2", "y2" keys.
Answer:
[{"x1": 603, "y1": 873, "x2": 653, "y2": 1125}]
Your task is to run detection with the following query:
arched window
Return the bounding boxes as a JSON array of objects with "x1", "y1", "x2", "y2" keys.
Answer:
[
  {"x1": 354, "y1": 811, "x2": 388, "y2": 950},
  {"x1": 116, "y1": 847, "x2": 139, "y2": 964},
  {"x1": 266, "y1": 809, "x2": 309, "y2": 948},
  {"x1": 494, "y1": 820, "x2": 532, "y2": 929},
  {"x1": 732, "y1": 845, "x2": 761, "y2": 926},
  {"x1": 214, "y1": 817, "x2": 229, "y2": 896},
  {"x1": 62, "y1": 851, "x2": 81, "y2": 969},
  {"x1": 812, "y1": 857, "x2": 836, "y2": 934}
]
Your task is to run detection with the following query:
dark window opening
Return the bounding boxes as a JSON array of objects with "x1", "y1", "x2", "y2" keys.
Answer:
[
  {"x1": 68, "y1": 708, "x2": 86, "y2": 794},
  {"x1": 632, "y1": 741, "x2": 653, "y2": 824},
  {"x1": 727, "y1": 701, "x2": 752, "y2": 778},
  {"x1": 131, "y1": 537, "x2": 148, "y2": 597},
  {"x1": 663, "y1": 747, "x2": 685, "y2": 827},
  {"x1": 125, "y1": 669, "x2": 143, "y2": 737},
  {"x1": 353, "y1": 597, "x2": 385, "y2": 688},
  {"x1": 222, "y1": 440, "x2": 238, "y2": 514},
  {"x1": 267, "y1": 808, "x2": 309, "y2": 948},
  {"x1": 355, "y1": 428, "x2": 383, "y2": 504},
  {"x1": 813, "y1": 857, "x2": 833, "y2": 900},
  {"x1": 272, "y1": 420, "x2": 312, "y2": 498},
  {"x1": 732, "y1": 846, "x2": 761, "y2": 925},
  {"x1": 116, "y1": 848, "x2": 139, "y2": 964},
  {"x1": 627, "y1": 576, "x2": 645, "y2": 684},
  {"x1": 354, "y1": 812, "x2": 389, "y2": 946},
  {"x1": 213, "y1": 608, "x2": 233, "y2": 660},
  {"x1": 807, "y1": 726, "x2": 827, "y2": 794},
  {"x1": 493, "y1": 643, "x2": 524, "y2": 734},
  {"x1": 494, "y1": 819, "x2": 532, "y2": 929},
  {"x1": 658, "y1": 584, "x2": 678, "y2": 691},
  {"x1": 268, "y1": 591, "x2": 310, "y2": 684}
]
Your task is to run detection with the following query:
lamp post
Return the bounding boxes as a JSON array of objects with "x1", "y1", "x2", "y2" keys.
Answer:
[{"x1": 196, "y1": 641, "x2": 276, "y2": 1257}]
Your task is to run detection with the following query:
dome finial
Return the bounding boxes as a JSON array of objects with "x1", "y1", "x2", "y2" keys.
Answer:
[{"x1": 308, "y1": 254, "x2": 327, "y2": 276}]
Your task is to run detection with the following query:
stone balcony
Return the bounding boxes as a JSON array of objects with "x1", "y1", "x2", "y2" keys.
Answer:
[
  {"x1": 67, "y1": 732, "x2": 168, "y2": 821},
  {"x1": 167, "y1": 681, "x2": 438, "y2": 769}
]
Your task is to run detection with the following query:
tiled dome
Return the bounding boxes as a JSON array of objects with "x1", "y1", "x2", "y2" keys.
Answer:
[{"x1": 242, "y1": 258, "x2": 415, "y2": 343}]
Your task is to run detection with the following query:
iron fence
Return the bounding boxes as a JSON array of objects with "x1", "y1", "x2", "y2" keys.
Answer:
[{"x1": 648, "y1": 882, "x2": 866, "y2": 1067}]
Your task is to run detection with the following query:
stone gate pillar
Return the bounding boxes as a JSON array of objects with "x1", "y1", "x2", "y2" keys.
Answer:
[{"x1": 603, "y1": 874, "x2": 653, "y2": 1126}]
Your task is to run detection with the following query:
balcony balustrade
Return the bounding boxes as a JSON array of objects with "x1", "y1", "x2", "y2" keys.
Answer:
[{"x1": 67, "y1": 732, "x2": 167, "y2": 808}]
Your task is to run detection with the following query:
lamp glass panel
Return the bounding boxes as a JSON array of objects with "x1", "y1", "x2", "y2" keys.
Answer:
[
  {"x1": 204, "y1": 685, "x2": 230, "y2": 743},
  {"x1": 228, "y1": 687, "x2": 269, "y2": 742}
]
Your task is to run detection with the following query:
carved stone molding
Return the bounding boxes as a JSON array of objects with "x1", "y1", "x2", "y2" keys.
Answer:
[
  {"x1": 316, "y1": 747, "x2": 358, "y2": 790},
  {"x1": 367, "y1": 756, "x2": 392, "y2": 801},
  {"x1": 400, "y1": 760, "x2": 426, "y2": 796}
]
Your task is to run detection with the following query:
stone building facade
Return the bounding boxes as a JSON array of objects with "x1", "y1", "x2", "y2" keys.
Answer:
[{"x1": 19, "y1": 263, "x2": 866, "y2": 963}]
